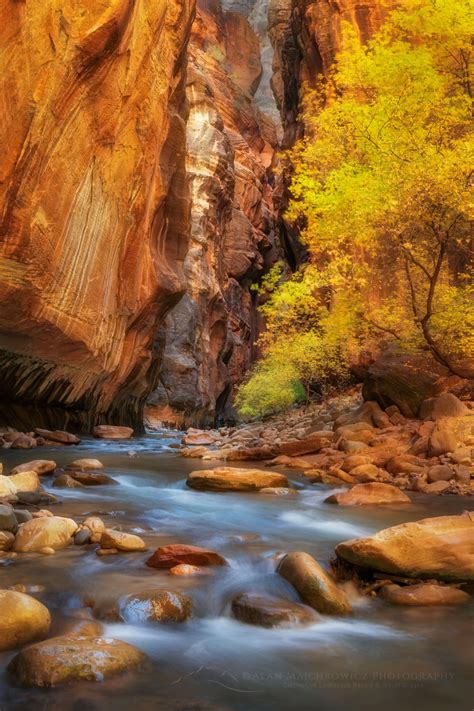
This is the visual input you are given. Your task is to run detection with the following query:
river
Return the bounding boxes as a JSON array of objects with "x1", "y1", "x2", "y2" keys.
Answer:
[{"x1": 0, "y1": 432, "x2": 472, "y2": 710}]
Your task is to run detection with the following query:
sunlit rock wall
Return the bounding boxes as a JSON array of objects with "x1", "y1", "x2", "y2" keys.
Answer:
[{"x1": 0, "y1": 0, "x2": 195, "y2": 430}]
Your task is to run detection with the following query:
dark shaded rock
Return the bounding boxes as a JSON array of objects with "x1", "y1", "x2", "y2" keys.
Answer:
[
  {"x1": 362, "y1": 348, "x2": 472, "y2": 418},
  {"x1": 0, "y1": 504, "x2": 18, "y2": 532},
  {"x1": 231, "y1": 592, "x2": 317, "y2": 628}
]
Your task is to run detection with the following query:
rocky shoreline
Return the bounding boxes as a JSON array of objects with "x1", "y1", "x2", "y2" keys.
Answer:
[{"x1": 180, "y1": 390, "x2": 473, "y2": 497}]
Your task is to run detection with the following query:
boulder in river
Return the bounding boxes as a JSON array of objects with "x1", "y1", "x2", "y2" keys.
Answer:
[
  {"x1": 0, "y1": 503, "x2": 18, "y2": 532},
  {"x1": 100, "y1": 529, "x2": 146, "y2": 552},
  {"x1": 187, "y1": 467, "x2": 289, "y2": 492},
  {"x1": 68, "y1": 459, "x2": 104, "y2": 470},
  {"x1": 67, "y1": 471, "x2": 117, "y2": 486},
  {"x1": 336, "y1": 513, "x2": 474, "y2": 582},
  {"x1": 7, "y1": 636, "x2": 146, "y2": 687},
  {"x1": 119, "y1": 590, "x2": 192, "y2": 623},
  {"x1": 0, "y1": 590, "x2": 51, "y2": 651},
  {"x1": 147, "y1": 543, "x2": 226, "y2": 569},
  {"x1": 0, "y1": 475, "x2": 18, "y2": 496},
  {"x1": 231, "y1": 592, "x2": 318, "y2": 628},
  {"x1": 52, "y1": 474, "x2": 84, "y2": 489},
  {"x1": 9, "y1": 470, "x2": 41, "y2": 493},
  {"x1": 380, "y1": 583, "x2": 471, "y2": 607},
  {"x1": 34, "y1": 428, "x2": 80, "y2": 445},
  {"x1": 13, "y1": 516, "x2": 78, "y2": 552},
  {"x1": 278, "y1": 552, "x2": 352, "y2": 615},
  {"x1": 9, "y1": 460, "x2": 56, "y2": 476},
  {"x1": 93, "y1": 425, "x2": 134, "y2": 440},
  {"x1": 325, "y1": 483, "x2": 411, "y2": 506}
]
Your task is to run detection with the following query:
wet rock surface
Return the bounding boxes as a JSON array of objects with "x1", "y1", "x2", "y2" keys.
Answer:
[
  {"x1": 231, "y1": 592, "x2": 318, "y2": 628},
  {"x1": 8, "y1": 636, "x2": 146, "y2": 687}
]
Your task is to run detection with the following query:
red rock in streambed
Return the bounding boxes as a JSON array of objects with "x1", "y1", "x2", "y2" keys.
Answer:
[{"x1": 146, "y1": 544, "x2": 226, "y2": 569}]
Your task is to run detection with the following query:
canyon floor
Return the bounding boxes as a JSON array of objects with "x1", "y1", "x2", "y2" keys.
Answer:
[{"x1": 0, "y1": 390, "x2": 472, "y2": 711}]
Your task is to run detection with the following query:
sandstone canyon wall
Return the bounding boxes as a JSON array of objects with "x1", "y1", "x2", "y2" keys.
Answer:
[
  {"x1": 0, "y1": 0, "x2": 393, "y2": 431},
  {"x1": 146, "y1": 0, "x2": 281, "y2": 427},
  {"x1": 0, "y1": 0, "x2": 195, "y2": 429}
]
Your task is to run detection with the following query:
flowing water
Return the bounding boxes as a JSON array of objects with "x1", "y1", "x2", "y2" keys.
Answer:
[{"x1": 0, "y1": 433, "x2": 472, "y2": 711}]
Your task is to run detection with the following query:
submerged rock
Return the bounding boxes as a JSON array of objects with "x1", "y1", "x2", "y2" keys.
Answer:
[
  {"x1": 187, "y1": 467, "x2": 289, "y2": 492},
  {"x1": 231, "y1": 592, "x2": 317, "y2": 628},
  {"x1": 260, "y1": 487, "x2": 297, "y2": 496},
  {"x1": 0, "y1": 590, "x2": 51, "y2": 651},
  {"x1": 146, "y1": 544, "x2": 226, "y2": 569},
  {"x1": 8, "y1": 636, "x2": 146, "y2": 687},
  {"x1": 68, "y1": 459, "x2": 104, "y2": 470},
  {"x1": 380, "y1": 583, "x2": 471, "y2": 607},
  {"x1": 278, "y1": 552, "x2": 352, "y2": 615},
  {"x1": 13, "y1": 516, "x2": 78, "y2": 552},
  {"x1": 336, "y1": 513, "x2": 474, "y2": 581},
  {"x1": 325, "y1": 483, "x2": 411, "y2": 506},
  {"x1": 169, "y1": 564, "x2": 210, "y2": 576}
]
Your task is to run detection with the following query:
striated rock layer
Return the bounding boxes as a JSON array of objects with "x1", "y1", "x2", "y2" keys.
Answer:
[
  {"x1": 0, "y1": 0, "x2": 195, "y2": 430},
  {"x1": 147, "y1": 0, "x2": 281, "y2": 427}
]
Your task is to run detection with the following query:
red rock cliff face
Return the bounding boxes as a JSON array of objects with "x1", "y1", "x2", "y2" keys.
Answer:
[
  {"x1": 268, "y1": 0, "x2": 392, "y2": 267},
  {"x1": 146, "y1": 0, "x2": 280, "y2": 427},
  {"x1": 0, "y1": 0, "x2": 195, "y2": 429},
  {"x1": 269, "y1": 0, "x2": 391, "y2": 143}
]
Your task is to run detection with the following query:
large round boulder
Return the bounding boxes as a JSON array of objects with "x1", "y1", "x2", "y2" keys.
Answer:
[
  {"x1": 231, "y1": 592, "x2": 317, "y2": 628},
  {"x1": 336, "y1": 513, "x2": 474, "y2": 582},
  {"x1": 187, "y1": 467, "x2": 289, "y2": 492},
  {"x1": 277, "y1": 552, "x2": 352, "y2": 615},
  {"x1": 325, "y1": 483, "x2": 411, "y2": 506},
  {"x1": 13, "y1": 516, "x2": 78, "y2": 552},
  {"x1": 7, "y1": 636, "x2": 145, "y2": 686},
  {"x1": 0, "y1": 590, "x2": 51, "y2": 651}
]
